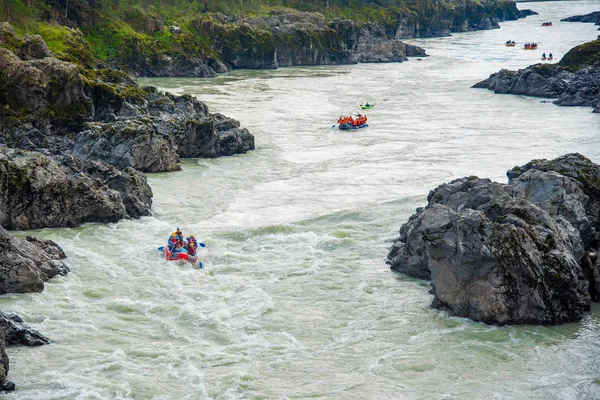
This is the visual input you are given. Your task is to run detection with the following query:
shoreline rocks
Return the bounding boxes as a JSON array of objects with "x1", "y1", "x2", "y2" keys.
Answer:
[
  {"x1": 0, "y1": 224, "x2": 68, "y2": 293},
  {"x1": 388, "y1": 153, "x2": 600, "y2": 325},
  {"x1": 0, "y1": 227, "x2": 65, "y2": 391},
  {"x1": 0, "y1": 310, "x2": 53, "y2": 392},
  {"x1": 0, "y1": 148, "x2": 153, "y2": 230},
  {"x1": 561, "y1": 11, "x2": 600, "y2": 29},
  {"x1": 0, "y1": 24, "x2": 255, "y2": 175}
]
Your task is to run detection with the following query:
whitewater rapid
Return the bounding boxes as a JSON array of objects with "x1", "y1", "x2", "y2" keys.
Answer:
[{"x1": 4, "y1": 1, "x2": 600, "y2": 399}]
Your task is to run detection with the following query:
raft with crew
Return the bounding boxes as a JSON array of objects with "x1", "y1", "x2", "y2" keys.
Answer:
[
  {"x1": 337, "y1": 114, "x2": 368, "y2": 130},
  {"x1": 158, "y1": 228, "x2": 206, "y2": 268}
]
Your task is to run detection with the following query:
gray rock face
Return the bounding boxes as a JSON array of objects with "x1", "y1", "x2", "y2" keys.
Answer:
[
  {"x1": 507, "y1": 153, "x2": 600, "y2": 250},
  {"x1": 0, "y1": 224, "x2": 68, "y2": 294},
  {"x1": 193, "y1": 13, "x2": 426, "y2": 70},
  {"x1": 561, "y1": 11, "x2": 600, "y2": 26},
  {"x1": 473, "y1": 67, "x2": 574, "y2": 97},
  {"x1": 0, "y1": 311, "x2": 50, "y2": 345},
  {"x1": 388, "y1": 153, "x2": 600, "y2": 325},
  {"x1": 424, "y1": 201, "x2": 585, "y2": 325},
  {"x1": 0, "y1": 147, "x2": 152, "y2": 230},
  {"x1": 0, "y1": 310, "x2": 51, "y2": 391}
]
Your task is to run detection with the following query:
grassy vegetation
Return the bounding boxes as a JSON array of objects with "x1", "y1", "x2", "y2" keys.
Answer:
[{"x1": 558, "y1": 39, "x2": 600, "y2": 70}]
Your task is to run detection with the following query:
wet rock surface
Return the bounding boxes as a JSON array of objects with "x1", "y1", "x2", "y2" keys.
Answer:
[{"x1": 388, "y1": 153, "x2": 600, "y2": 325}]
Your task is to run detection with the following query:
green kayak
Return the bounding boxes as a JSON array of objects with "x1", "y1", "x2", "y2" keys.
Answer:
[{"x1": 360, "y1": 104, "x2": 374, "y2": 110}]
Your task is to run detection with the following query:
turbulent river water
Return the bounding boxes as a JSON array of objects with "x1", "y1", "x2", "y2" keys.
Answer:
[{"x1": 5, "y1": 1, "x2": 600, "y2": 399}]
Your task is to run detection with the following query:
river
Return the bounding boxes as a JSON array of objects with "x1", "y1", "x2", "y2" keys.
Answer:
[{"x1": 4, "y1": 1, "x2": 600, "y2": 399}]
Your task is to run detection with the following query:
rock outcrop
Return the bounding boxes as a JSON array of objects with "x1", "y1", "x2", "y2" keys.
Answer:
[
  {"x1": 0, "y1": 223, "x2": 68, "y2": 293},
  {"x1": 561, "y1": 11, "x2": 600, "y2": 28},
  {"x1": 0, "y1": 208, "x2": 68, "y2": 392},
  {"x1": 473, "y1": 39, "x2": 600, "y2": 111},
  {"x1": 0, "y1": 311, "x2": 52, "y2": 392},
  {"x1": 192, "y1": 13, "x2": 417, "y2": 70},
  {"x1": 0, "y1": 147, "x2": 153, "y2": 230},
  {"x1": 388, "y1": 153, "x2": 600, "y2": 325},
  {"x1": 0, "y1": 25, "x2": 254, "y2": 173},
  {"x1": 507, "y1": 153, "x2": 600, "y2": 251}
]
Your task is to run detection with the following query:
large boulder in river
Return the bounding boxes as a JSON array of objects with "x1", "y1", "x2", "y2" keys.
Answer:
[
  {"x1": 388, "y1": 176, "x2": 589, "y2": 325},
  {"x1": 0, "y1": 224, "x2": 68, "y2": 294},
  {"x1": 0, "y1": 147, "x2": 152, "y2": 230}
]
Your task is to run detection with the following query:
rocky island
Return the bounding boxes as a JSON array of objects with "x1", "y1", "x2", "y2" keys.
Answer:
[{"x1": 388, "y1": 153, "x2": 600, "y2": 325}]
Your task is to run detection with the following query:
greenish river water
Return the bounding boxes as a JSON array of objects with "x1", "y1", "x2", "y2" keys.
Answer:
[{"x1": 4, "y1": 1, "x2": 600, "y2": 399}]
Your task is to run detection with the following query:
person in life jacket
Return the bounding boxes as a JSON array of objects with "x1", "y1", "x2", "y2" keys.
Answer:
[
  {"x1": 175, "y1": 227, "x2": 185, "y2": 246},
  {"x1": 187, "y1": 235, "x2": 197, "y2": 256},
  {"x1": 167, "y1": 232, "x2": 178, "y2": 251},
  {"x1": 187, "y1": 234, "x2": 198, "y2": 248}
]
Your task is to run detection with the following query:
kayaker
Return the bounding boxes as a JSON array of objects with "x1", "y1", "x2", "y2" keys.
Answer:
[
  {"x1": 549, "y1": 53, "x2": 553, "y2": 59},
  {"x1": 542, "y1": 52, "x2": 546, "y2": 59}
]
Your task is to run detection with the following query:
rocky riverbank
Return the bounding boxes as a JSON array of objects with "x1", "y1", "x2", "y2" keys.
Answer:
[
  {"x1": 8, "y1": 0, "x2": 532, "y2": 78},
  {"x1": 0, "y1": 23, "x2": 254, "y2": 172},
  {"x1": 388, "y1": 153, "x2": 600, "y2": 325},
  {"x1": 473, "y1": 38, "x2": 600, "y2": 112},
  {"x1": 0, "y1": 24, "x2": 254, "y2": 391},
  {"x1": 122, "y1": 1, "x2": 530, "y2": 76},
  {"x1": 0, "y1": 226, "x2": 68, "y2": 391},
  {"x1": 561, "y1": 11, "x2": 600, "y2": 28}
]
